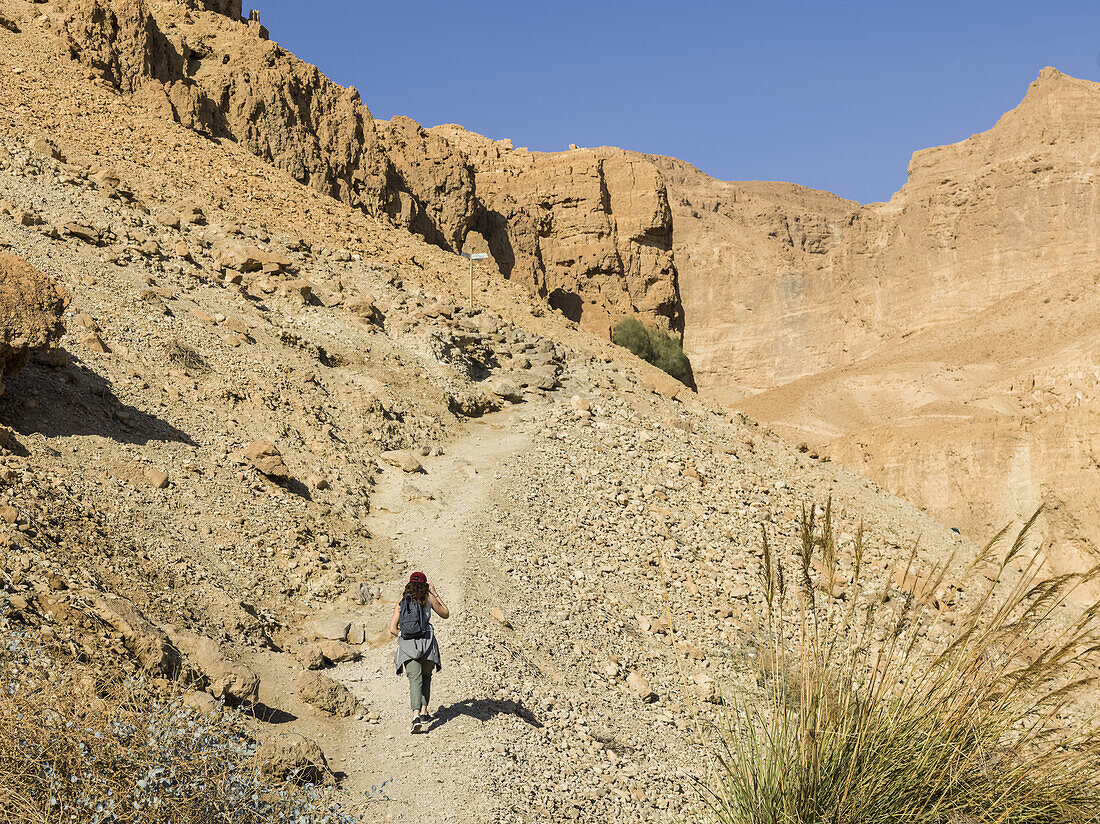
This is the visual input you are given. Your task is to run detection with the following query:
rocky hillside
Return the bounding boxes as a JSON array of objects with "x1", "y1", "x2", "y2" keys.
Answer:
[
  {"x1": 52, "y1": 0, "x2": 684, "y2": 339},
  {"x1": 52, "y1": 0, "x2": 1100, "y2": 574},
  {"x1": 0, "y1": 2, "x2": 999, "y2": 822},
  {"x1": 659, "y1": 68, "x2": 1100, "y2": 581}
]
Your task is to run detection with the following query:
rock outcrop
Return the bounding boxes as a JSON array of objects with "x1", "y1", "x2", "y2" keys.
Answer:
[
  {"x1": 375, "y1": 116, "x2": 475, "y2": 252},
  {"x1": 0, "y1": 253, "x2": 69, "y2": 396},
  {"x1": 59, "y1": 0, "x2": 443, "y2": 238},
  {"x1": 433, "y1": 127, "x2": 683, "y2": 337}
]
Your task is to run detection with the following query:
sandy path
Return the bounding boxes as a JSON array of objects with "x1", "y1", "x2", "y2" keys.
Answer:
[{"x1": 329, "y1": 408, "x2": 535, "y2": 823}]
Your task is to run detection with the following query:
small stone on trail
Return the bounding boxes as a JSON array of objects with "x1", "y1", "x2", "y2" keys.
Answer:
[
  {"x1": 381, "y1": 450, "x2": 423, "y2": 473},
  {"x1": 145, "y1": 469, "x2": 169, "y2": 489},
  {"x1": 626, "y1": 671, "x2": 656, "y2": 702}
]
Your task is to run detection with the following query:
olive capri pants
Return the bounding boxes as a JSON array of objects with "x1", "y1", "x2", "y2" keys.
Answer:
[{"x1": 405, "y1": 658, "x2": 435, "y2": 710}]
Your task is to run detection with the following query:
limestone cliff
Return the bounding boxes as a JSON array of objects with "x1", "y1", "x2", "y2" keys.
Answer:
[
  {"x1": 643, "y1": 156, "x2": 857, "y2": 398},
  {"x1": 664, "y1": 68, "x2": 1100, "y2": 575},
  {"x1": 666, "y1": 67, "x2": 1100, "y2": 403},
  {"x1": 433, "y1": 126, "x2": 682, "y2": 336}
]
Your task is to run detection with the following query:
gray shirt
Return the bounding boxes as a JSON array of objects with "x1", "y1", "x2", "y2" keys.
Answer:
[{"x1": 394, "y1": 623, "x2": 442, "y2": 675}]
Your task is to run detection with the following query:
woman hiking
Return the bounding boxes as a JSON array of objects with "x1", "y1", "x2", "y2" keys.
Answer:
[{"x1": 390, "y1": 571, "x2": 449, "y2": 733}]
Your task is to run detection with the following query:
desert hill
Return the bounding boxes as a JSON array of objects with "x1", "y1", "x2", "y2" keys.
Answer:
[
  {"x1": 654, "y1": 67, "x2": 1100, "y2": 576},
  {"x1": 0, "y1": 2, "x2": 985, "y2": 823}
]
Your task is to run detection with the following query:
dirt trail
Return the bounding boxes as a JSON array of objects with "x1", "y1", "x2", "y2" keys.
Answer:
[{"x1": 329, "y1": 407, "x2": 536, "y2": 822}]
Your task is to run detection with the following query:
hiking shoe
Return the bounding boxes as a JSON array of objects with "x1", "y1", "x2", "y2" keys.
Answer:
[
  {"x1": 411, "y1": 715, "x2": 424, "y2": 734},
  {"x1": 421, "y1": 710, "x2": 434, "y2": 721}
]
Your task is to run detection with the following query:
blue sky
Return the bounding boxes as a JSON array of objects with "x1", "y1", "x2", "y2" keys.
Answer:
[{"x1": 249, "y1": 1, "x2": 1100, "y2": 204}]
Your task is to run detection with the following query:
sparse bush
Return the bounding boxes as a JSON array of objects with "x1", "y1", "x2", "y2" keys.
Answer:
[
  {"x1": 612, "y1": 317, "x2": 694, "y2": 387},
  {"x1": 0, "y1": 620, "x2": 373, "y2": 823},
  {"x1": 701, "y1": 504, "x2": 1100, "y2": 824}
]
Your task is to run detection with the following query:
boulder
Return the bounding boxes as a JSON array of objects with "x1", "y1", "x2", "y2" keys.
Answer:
[
  {"x1": 145, "y1": 469, "x2": 169, "y2": 489},
  {"x1": 380, "y1": 450, "x2": 423, "y2": 473},
  {"x1": 0, "y1": 254, "x2": 69, "y2": 396},
  {"x1": 80, "y1": 591, "x2": 181, "y2": 678},
  {"x1": 311, "y1": 617, "x2": 350, "y2": 641},
  {"x1": 172, "y1": 632, "x2": 260, "y2": 705},
  {"x1": 693, "y1": 672, "x2": 721, "y2": 704},
  {"x1": 346, "y1": 622, "x2": 366, "y2": 645},
  {"x1": 258, "y1": 733, "x2": 332, "y2": 785},
  {"x1": 296, "y1": 671, "x2": 363, "y2": 717},
  {"x1": 487, "y1": 378, "x2": 524, "y2": 404},
  {"x1": 278, "y1": 278, "x2": 313, "y2": 303},
  {"x1": 212, "y1": 242, "x2": 292, "y2": 274},
  {"x1": 29, "y1": 137, "x2": 61, "y2": 160},
  {"x1": 299, "y1": 640, "x2": 361, "y2": 669},
  {"x1": 245, "y1": 440, "x2": 289, "y2": 479},
  {"x1": 80, "y1": 332, "x2": 109, "y2": 353},
  {"x1": 347, "y1": 296, "x2": 382, "y2": 324},
  {"x1": 63, "y1": 223, "x2": 101, "y2": 244},
  {"x1": 180, "y1": 690, "x2": 218, "y2": 715}
]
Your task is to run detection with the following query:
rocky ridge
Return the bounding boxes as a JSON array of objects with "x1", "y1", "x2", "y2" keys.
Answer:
[{"x1": 52, "y1": 0, "x2": 683, "y2": 338}]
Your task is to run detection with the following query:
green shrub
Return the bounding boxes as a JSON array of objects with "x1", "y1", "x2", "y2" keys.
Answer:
[
  {"x1": 612, "y1": 317, "x2": 694, "y2": 387},
  {"x1": 701, "y1": 504, "x2": 1100, "y2": 824}
]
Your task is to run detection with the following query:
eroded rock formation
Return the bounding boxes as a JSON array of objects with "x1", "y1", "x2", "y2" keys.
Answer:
[{"x1": 432, "y1": 126, "x2": 682, "y2": 336}]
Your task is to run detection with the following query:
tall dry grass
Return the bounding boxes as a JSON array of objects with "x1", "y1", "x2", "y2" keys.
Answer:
[{"x1": 701, "y1": 503, "x2": 1100, "y2": 824}]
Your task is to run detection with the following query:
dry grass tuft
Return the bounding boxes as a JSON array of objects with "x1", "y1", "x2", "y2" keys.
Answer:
[
  {"x1": 701, "y1": 503, "x2": 1100, "y2": 824},
  {"x1": 165, "y1": 339, "x2": 211, "y2": 374}
]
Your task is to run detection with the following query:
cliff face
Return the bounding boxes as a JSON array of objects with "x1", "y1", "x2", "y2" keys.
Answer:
[
  {"x1": 433, "y1": 126, "x2": 682, "y2": 336},
  {"x1": 667, "y1": 68, "x2": 1100, "y2": 403},
  {"x1": 644, "y1": 156, "x2": 858, "y2": 399},
  {"x1": 666, "y1": 67, "x2": 1100, "y2": 576},
  {"x1": 56, "y1": 0, "x2": 683, "y2": 337}
]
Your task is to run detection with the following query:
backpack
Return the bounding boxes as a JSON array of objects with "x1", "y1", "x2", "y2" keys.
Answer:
[{"x1": 398, "y1": 597, "x2": 430, "y2": 639}]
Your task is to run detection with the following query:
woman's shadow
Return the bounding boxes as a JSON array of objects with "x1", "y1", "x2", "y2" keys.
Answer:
[{"x1": 428, "y1": 697, "x2": 543, "y2": 732}]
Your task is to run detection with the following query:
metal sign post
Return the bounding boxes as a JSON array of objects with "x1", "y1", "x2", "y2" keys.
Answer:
[{"x1": 460, "y1": 252, "x2": 488, "y2": 309}]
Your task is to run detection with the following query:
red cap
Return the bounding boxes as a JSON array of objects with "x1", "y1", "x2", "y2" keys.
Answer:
[{"x1": 409, "y1": 572, "x2": 427, "y2": 583}]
